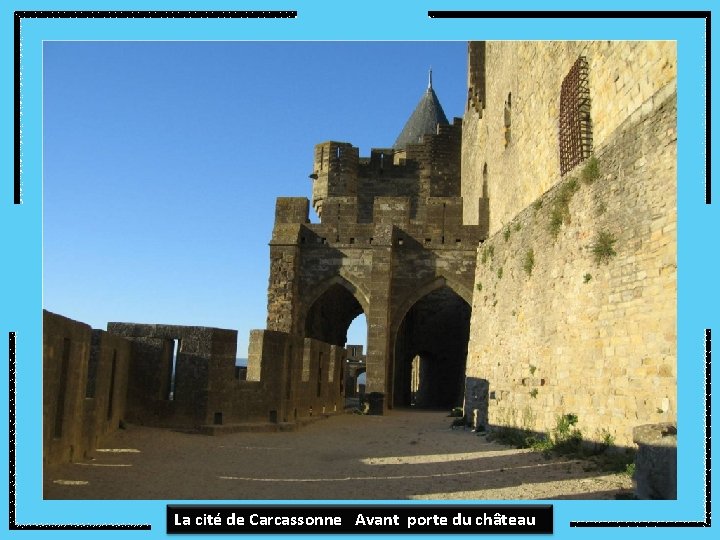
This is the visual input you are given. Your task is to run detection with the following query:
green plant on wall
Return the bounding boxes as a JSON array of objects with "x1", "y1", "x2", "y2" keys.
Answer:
[
  {"x1": 560, "y1": 177, "x2": 580, "y2": 203},
  {"x1": 504, "y1": 228, "x2": 511, "y2": 242},
  {"x1": 548, "y1": 177, "x2": 580, "y2": 238},
  {"x1": 529, "y1": 388, "x2": 538, "y2": 398},
  {"x1": 549, "y1": 208, "x2": 564, "y2": 238},
  {"x1": 583, "y1": 273, "x2": 592, "y2": 283},
  {"x1": 523, "y1": 249, "x2": 535, "y2": 276},
  {"x1": 551, "y1": 413, "x2": 583, "y2": 454},
  {"x1": 581, "y1": 155, "x2": 600, "y2": 184},
  {"x1": 476, "y1": 282, "x2": 482, "y2": 292},
  {"x1": 497, "y1": 266, "x2": 503, "y2": 279},
  {"x1": 592, "y1": 231, "x2": 617, "y2": 264},
  {"x1": 482, "y1": 245, "x2": 495, "y2": 264},
  {"x1": 515, "y1": 222, "x2": 522, "y2": 232}
]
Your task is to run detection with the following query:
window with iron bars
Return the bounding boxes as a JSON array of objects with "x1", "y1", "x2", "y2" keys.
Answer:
[{"x1": 559, "y1": 56, "x2": 593, "y2": 176}]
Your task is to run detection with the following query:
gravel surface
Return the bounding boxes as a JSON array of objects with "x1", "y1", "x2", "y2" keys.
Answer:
[{"x1": 44, "y1": 409, "x2": 633, "y2": 500}]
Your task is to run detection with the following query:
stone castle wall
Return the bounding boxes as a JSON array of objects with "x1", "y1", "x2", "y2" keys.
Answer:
[
  {"x1": 267, "y1": 116, "x2": 485, "y2": 412},
  {"x1": 44, "y1": 310, "x2": 348, "y2": 465},
  {"x1": 464, "y1": 85, "x2": 677, "y2": 446},
  {"x1": 312, "y1": 120, "x2": 464, "y2": 224},
  {"x1": 462, "y1": 41, "x2": 676, "y2": 236},
  {"x1": 43, "y1": 311, "x2": 131, "y2": 465},
  {"x1": 266, "y1": 190, "x2": 483, "y2": 412}
]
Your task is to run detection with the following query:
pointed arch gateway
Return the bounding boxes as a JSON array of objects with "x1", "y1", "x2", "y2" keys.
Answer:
[
  {"x1": 391, "y1": 277, "x2": 472, "y2": 409},
  {"x1": 302, "y1": 275, "x2": 369, "y2": 347}
]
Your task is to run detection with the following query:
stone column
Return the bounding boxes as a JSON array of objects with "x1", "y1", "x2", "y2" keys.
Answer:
[
  {"x1": 364, "y1": 224, "x2": 394, "y2": 414},
  {"x1": 266, "y1": 198, "x2": 308, "y2": 334}
]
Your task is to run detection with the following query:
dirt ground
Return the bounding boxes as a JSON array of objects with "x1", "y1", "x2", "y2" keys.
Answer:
[{"x1": 43, "y1": 409, "x2": 633, "y2": 501}]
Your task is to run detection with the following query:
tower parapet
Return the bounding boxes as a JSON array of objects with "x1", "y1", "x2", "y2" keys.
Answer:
[
  {"x1": 307, "y1": 119, "x2": 465, "y2": 227},
  {"x1": 311, "y1": 142, "x2": 359, "y2": 218}
]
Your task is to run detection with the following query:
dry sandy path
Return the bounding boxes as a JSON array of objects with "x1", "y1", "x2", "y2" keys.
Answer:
[{"x1": 44, "y1": 409, "x2": 632, "y2": 500}]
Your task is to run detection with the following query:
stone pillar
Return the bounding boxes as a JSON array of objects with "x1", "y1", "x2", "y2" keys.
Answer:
[
  {"x1": 266, "y1": 198, "x2": 308, "y2": 334},
  {"x1": 364, "y1": 224, "x2": 394, "y2": 414}
]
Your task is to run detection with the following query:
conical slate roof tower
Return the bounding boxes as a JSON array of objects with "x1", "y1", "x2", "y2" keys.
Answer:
[{"x1": 393, "y1": 70, "x2": 449, "y2": 149}]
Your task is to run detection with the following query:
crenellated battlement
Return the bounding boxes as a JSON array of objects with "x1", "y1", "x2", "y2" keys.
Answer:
[
  {"x1": 311, "y1": 142, "x2": 359, "y2": 217},
  {"x1": 305, "y1": 119, "x2": 466, "y2": 226},
  {"x1": 272, "y1": 194, "x2": 485, "y2": 251}
]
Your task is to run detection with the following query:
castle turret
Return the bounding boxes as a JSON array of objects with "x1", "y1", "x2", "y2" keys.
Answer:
[
  {"x1": 310, "y1": 141, "x2": 359, "y2": 218},
  {"x1": 393, "y1": 69, "x2": 450, "y2": 150}
]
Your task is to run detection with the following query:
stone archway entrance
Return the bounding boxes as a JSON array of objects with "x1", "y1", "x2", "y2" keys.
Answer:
[
  {"x1": 304, "y1": 283, "x2": 365, "y2": 347},
  {"x1": 392, "y1": 286, "x2": 471, "y2": 409}
]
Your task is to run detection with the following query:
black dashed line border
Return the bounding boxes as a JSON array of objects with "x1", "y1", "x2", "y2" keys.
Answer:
[
  {"x1": 11, "y1": 7, "x2": 709, "y2": 532},
  {"x1": 8, "y1": 331, "x2": 150, "y2": 530}
]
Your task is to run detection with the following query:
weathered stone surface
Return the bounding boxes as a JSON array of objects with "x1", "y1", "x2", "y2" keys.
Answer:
[
  {"x1": 43, "y1": 310, "x2": 131, "y2": 465},
  {"x1": 462, "y1": 41, "x2": 677, "y2": 236},
  {"x1": 633, "y1": 423, "x2": 677, "y2": 499},
  {"x1": 463, "y1": 42, "x2": 677, "y2": 447},
  {"x1": 267, "y1": 112, "x2": 483, "y2": 412}
]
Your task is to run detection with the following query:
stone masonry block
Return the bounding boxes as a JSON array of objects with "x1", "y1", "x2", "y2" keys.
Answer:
[{"x1": 275, "y1": 197, "x2": 310, "y2": 224}]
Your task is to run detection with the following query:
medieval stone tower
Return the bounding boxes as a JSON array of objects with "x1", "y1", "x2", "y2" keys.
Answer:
[{"x1": 264, "y1": 72, "x2": 488, "y2": 413}]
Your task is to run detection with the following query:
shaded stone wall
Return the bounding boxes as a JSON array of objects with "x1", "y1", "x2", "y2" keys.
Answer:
[
  {"x1": 313, "y1": 121, "x2": 463, "y2": 223},
  {"x1": 266, "y1": 194, "x2": 483, "y2": 412},
  {"x1": 247, "y1": 330, "x2": 345, "y2": 422},
  {"x1": 107, "y1": 323, "x2": 238, "y2": 426},
  {"x1": 461, "y1": 41, "x2": 676, "y2": 236},
  {"x1": 44, "y1": 310, "x2": 350, "y2": 458},
  {"x1": 633, "y1": 423, "x2": 677, "y2": 499},
  {"x1": 100, "y1": 322, "x2": 346, "y2": 429},
  {"x1": 43, "y1": 311, "x2": 131, "y2": 465},
  {"x1": 83, "y1": 330, "x2": 130, "y2": 455},
  {"x1": 464, "y1": 87, "x2": 676, "y2": 446},
  {"x1": 44, "y1": 311, "x2": 92, "y2": 464}
]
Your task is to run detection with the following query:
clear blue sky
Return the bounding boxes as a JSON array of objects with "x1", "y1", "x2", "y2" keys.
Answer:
[{"x1": 42, "y1": 41, "x2": 469, "y2": 357}]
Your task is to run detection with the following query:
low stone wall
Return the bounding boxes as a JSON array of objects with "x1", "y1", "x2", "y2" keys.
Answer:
[
  {"x1": 247, "y1": 330, "x2": 345, "y2": 423},
  {"x1": 107, "y1": 322, "x2": 239, "y2": 427},
  {"x1": 45, "y1": 313, "x2": 349, "y2": 448},
  {"x1": 43, "y1": 310, "x2": 131, "y2": 465}
]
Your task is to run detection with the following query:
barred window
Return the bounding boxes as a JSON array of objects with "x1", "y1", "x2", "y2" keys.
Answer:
[{"x1": 559, "y1": 56, "x2": 592, "y2": 175}]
